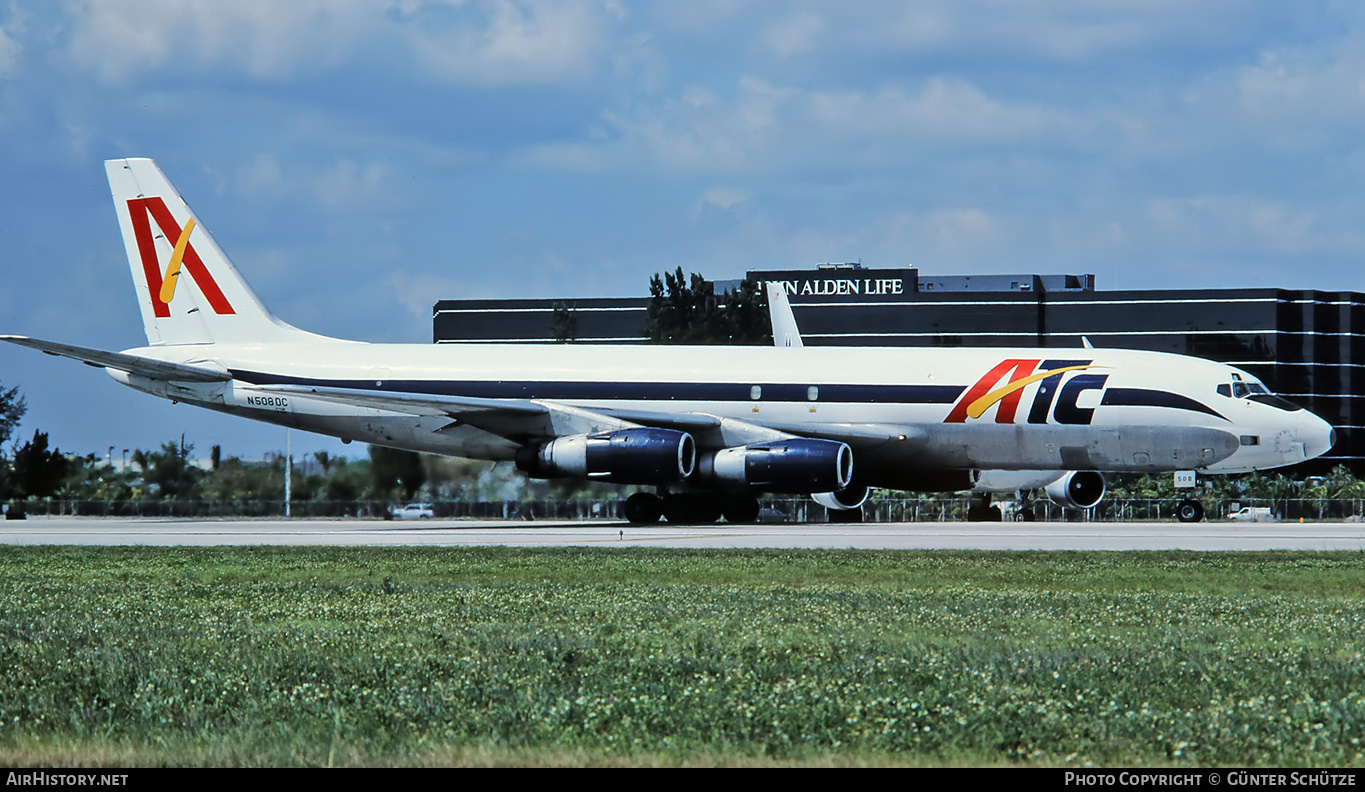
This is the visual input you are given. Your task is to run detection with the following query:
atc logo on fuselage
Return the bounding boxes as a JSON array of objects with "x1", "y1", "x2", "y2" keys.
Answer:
[
  {"x1": 945, "y1": 359, "x2": 1109, "y2": 425},
  {"x1": 127, "y1": 197, "x2": 235, "y2": 318}
]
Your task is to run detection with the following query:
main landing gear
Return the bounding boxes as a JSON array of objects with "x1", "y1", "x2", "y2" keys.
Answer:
[
  {"x1": 623, "y1": 492, "x2": 761, "y2": 525},
  {"x1": 966, "y1": 495, "x2": 1003, "y2": 522}
]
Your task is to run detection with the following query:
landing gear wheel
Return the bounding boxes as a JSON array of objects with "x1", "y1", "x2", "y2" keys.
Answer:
[
  {"x1": 828, "y1": 507, "x2": 863, "y2": 524},
  {"x1": 721, "y1": 494, "x2": 761, "y2": 524},
  {"x1": 967, "y1": 505, "x2": 1003, "y2": 522},
  {"x1": 662, "y1": 494, "x2": 721, "y2": 524},
  {"x1": 624, "y1": 493, "x2": 663, "y2": 524},
  {"x1": 1176, "y1": 499, "x2": 1204, "y2": 523},
  {"x1": 967, "y1": 496, "x2": 1003, "y2": 522}
]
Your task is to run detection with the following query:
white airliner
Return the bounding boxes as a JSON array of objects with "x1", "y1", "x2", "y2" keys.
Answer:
[{"x1": 2, "y1": 158, "x2": 1336, "y2": 524}]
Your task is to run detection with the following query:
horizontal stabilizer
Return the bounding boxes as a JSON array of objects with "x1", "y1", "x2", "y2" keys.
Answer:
[{"x1": 0, "y1": 335, "x2": 231, "y2": 382}]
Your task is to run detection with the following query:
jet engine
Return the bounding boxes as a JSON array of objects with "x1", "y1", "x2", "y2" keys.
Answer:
[
  {"x1": 1044, "y1": 470, "x2": 1107, "y2": 509},
  {"x1": 812, "y1": 484, "x2": 870, "y2": 511},
  {"x1": 698, "y1": 438, "x2": 853, "y2": 493},
  {"x1": 516, "y1": 427, "x2": 695, "y2": 484}
]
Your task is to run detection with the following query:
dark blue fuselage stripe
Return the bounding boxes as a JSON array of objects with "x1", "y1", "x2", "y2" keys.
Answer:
[
  {"x1": 230, "y1": 370, "x2": 967, "y2": 405},
  {"x1": 1101, "y1": 388, "x2": 1226, "y2": 420},
  {"x1": 233, "y1": 370, "x2": 1226, "y2": 420}
]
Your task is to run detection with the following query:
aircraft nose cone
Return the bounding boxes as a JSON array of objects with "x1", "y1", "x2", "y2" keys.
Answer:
[{"x1": 1299, "y1": 410, "x2": 1335, "y2": 461}]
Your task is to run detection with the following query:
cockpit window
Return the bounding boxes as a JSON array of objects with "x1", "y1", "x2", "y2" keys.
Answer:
[
  {"x1": 1248, "y1": 393, "x2": 1304, "y2": 412},
  {"x1": 1218, "y1": 380, "x2": 1300, "y2": 410}
]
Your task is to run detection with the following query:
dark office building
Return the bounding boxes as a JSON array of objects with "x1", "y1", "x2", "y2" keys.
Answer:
[{"x1": 433, "y1": 265, "x2": 1364, "y2": 474}]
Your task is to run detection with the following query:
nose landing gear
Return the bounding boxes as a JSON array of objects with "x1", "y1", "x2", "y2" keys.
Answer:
[{"x1": 1176, "y1": 499, "x2": 1204, "y2": 523}]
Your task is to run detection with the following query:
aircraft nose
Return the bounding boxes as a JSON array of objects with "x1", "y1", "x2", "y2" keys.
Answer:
[{"x1": 1299, "y1": 410, "x2": 1335, "y2": 461}]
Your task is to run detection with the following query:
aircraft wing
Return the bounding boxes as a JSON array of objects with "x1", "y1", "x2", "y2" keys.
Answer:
[
  {"x1": 0, "y1": 335, "x2": 231, "y2": 382},
  {"x1": 265, "y1": 383, "x2": 924, "y2": 451},
  {"x1": 756, "y1": 420, "x2": 929, "y2": 449},
  {"x1": 267, "y1": 384, "x2": 646, "y2": 443}
]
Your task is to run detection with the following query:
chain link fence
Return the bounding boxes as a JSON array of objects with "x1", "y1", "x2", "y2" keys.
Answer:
[{"x1": 5, "y1": 496, "x2": 1364, "y2": 522}]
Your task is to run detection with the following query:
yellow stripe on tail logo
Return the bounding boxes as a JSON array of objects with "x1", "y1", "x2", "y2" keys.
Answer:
[
  {"x1": 127, "y1": 197, "x2": 234, "y2": 317},
  {"x1": 157, "y1": 217, "x2": 195, "y2": 305}
]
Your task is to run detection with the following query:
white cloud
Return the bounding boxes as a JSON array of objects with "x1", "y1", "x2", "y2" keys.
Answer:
[
  {"x1": 548, "y1": 77, "x2": 796, "y2": 173},
  {"x1": 62, "y1": 0, "x2": 361, "y2": 82},
  {"x1": 763, "y1": 12, "x2": 824, "y2": 60},
  {"x1": 387, "y1": 270, "x2": 464, "y2": 319},
  {"x1": 1146, "y1": 194, "x2": 1322, "y2": 254},
  {"x1": 411, "y1": 0, "x2": 606, "y2": 85},
  {"x1": 888, "y1": 207, "x2": 1000, "y2": 261},
  {"x1": 0, "y1": 24, "x2": 20, "y2": 79},
  {"x1": 700, "y1": 186, "x2": 750, "y2": 210},
  {"x1": 235, "y1": 154, "x2": 287, "y2": 200},
  {"x1": 525, "y1": 73, "x2": 1068, "y2": 177},
  {"x1": 1229, "y1": 41, "x2": 1365, "y2": 136},
  {"x1": 877, "y1": 0, "x2": 1251, "y2": 61},
  {"x1": 314, "y1": 159, "x2": 394, "y2": 210},
  {"x1": 61, "y1": 0, "x2": 611, "y2": 85},
  {"x1": 689, "y1": 186, "x2": 751, "y2": 223},
  {"x1": 807, "y1": 79, "x2": 1061, "y2": 142}
]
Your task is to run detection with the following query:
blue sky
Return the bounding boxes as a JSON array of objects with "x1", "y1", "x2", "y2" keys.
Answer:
[{"x1": 3, "y1": 1, "x2": 1365, "y2": 462}]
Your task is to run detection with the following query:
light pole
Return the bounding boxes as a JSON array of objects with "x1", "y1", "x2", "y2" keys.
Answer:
[{"x1": 285, "y1": 428, "x2": 291, "y2": 518}]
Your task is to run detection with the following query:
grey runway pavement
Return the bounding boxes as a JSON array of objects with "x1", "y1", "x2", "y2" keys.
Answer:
[{"x1": 2, "y1": 516, "x2": 1365, "y2": 550}]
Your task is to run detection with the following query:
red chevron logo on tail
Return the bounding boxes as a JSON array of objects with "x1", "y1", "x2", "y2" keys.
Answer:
[{"x1": 127, "y1": 197, "x2": 235, "y2": 317}]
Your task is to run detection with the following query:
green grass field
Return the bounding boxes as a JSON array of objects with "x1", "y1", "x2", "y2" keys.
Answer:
[{"x1": 1, "y1": 547, "x2": 1363, "y2": 767}]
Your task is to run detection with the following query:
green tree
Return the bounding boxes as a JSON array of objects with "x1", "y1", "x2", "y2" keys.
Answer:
[
  {"x1": 144, "y1": 439, "x2": 201, "y2": 499},
  {"x1": 11, "y1": 430, "x2": 68, "y2": 498},
  {"x1": 721, "y1": 278, "x2": 772, "y2": 345},
  {"x1": 200, "y1": 456, "x2": 281, "y2": 501},
  {"x1": 645, "y1": 268, "x2": 770, "y2": 345},
  {"x1": 0, "y1": 381, "x2": 27, "y2": 500},
  {"x1": 551, "y1": 302, "x2": 578, "y2": 343},
  {"x1": 321, "y1": 457, "x2": 372, "y2": 501},
  {"x1": 369, "y1": 445, "x2": 427, "y2": 500},
  {"x1": 59, "y1": 455, "x2": 133, "y2": 501},
  {"x1": 0, "y1": 382, "x2": 25, "y2": 449}
]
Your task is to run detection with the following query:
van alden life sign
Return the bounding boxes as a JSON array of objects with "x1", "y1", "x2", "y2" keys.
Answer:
[{"x1": 761, "y1": 277, "x2": 906, "y2": 299}]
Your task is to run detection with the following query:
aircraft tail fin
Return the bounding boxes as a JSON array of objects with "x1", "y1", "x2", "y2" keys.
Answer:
[
  {"x1": 105, "y1": 158, "x2": 312, "y2": 347},
  {"x1": 766, "y1": 281, "x2": 804, "y2": 349}
]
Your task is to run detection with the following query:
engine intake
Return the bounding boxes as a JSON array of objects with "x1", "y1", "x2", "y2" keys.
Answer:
[
  {"x1": 1044, "y1": 470, "x2": 1107, "y2": 509},
  {"x1": 516, "y1": 428, "x2": 695, "y2": 484},
  {"x1": 699, "y1": 438, "x2": 853, "y2": 493}
]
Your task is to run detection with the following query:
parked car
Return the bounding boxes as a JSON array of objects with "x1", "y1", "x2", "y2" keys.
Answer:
[
  {"x1": 390, "y1": 503, "x2": 435, "y2": 520},
  {"x1": 1228, "y1": 506, "x2": 1277, "y2": 522}
]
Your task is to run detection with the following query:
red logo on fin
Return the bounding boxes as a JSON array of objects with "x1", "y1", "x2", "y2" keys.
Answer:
[{"x1": 127, "y1": 197, "x2": 234, "y2": 318}]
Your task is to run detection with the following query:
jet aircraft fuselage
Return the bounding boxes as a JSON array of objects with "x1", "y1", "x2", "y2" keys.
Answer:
[{"x1": 0, "y1": 158, "x2": 1336, "y2": 524}]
